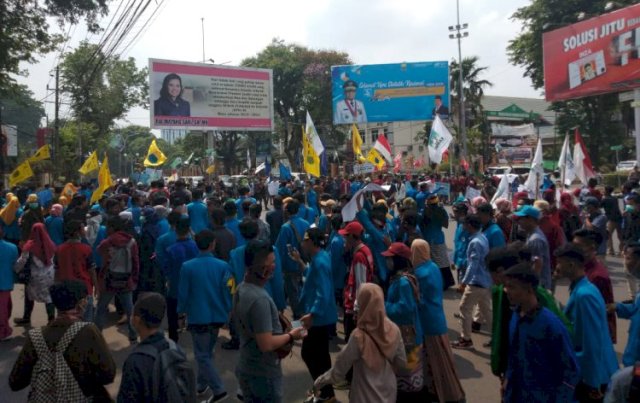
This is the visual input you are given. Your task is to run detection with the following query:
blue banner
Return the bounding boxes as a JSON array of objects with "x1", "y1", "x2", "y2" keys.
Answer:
[{"x1": 331, "y1": 61, "x2": 449, "y2": 124}]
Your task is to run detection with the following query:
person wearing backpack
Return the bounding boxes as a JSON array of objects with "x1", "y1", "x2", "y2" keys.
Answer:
[
  {"x1": 95, "y1": 216, "x2": 140, "y2": 343},
  {"x1": 9, "y1": 280, "x2": 116, "y2": 402},
  {"x1": 118, "y1": 292, "x2": 196, "y2": 403}
]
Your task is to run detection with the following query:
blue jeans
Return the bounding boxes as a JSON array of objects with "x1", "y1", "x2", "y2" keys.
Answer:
[
  {"x1": 236, "y1": 369, "x2": 282, "y2": 403},
  {"x1": 190, "y1": 325, "x2": 225, "y2": 395},
  {"x1": 283, "y1": 272, "x2": 303, "y2": 319},
  {"x1": 95, "y1": 291, "x2": 137, "y2": 341},
  {"x1": 83, "y1": 295, "x2": 94, "y2": 322}
]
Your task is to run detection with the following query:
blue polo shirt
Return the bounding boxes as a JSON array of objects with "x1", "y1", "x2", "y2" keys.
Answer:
[{"x1": 0, "y1": 239, "x2": 18, "y2": 291}]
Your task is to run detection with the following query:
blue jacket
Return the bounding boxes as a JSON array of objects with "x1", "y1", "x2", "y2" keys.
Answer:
[
  {"x1": 307, "y1": 189, "x2": 319, "y2": 217},
  {"x1": 357, "y1": 209, "x2": 389, "y2": 283},
  {"x1": 328, "y1": 231, "x2": 347, "y2": 291},
  {"x1": 187, "y1": 200, "x2": 209, "y2": 234},
  {"x1": 178, "y1": 252, "x2": 233, "y2": 325},
  {"x1": 87, "y1": 226, "x2": 107, "y2": 269},
  {"x1": 235, "y1": 196, "x2": 257, "y2": 220},
  {"x1": 0, "y1": 239, "x2": 18, "y2": 291},
  {"x1": 504, "y1": 307, "x2": 580, "y2": 402},
  {"x1": 225, "y1": 217, "x2": 245, "y2": 247},
  {"x1": 1, "y1": 208, "x2": 23, "y2": 241},
  {"x1": 297, "y1": 205, "x2": 316, "y2": 225},
  {"x1": 126, "y1": 206, "x2": 142, "y2": 234},
  {"x1": 164, "y1": 238, "x2": 199, "y2": 299},
  {"x1": 415, "y1": 191, "x2": 428, "y2": 213},
  {"x1": 420, "y1": 205, "x2": 447, "y2": 245},
  {"x1": 318, "y1": 214, "x2": 331, "y2": 236},
  {"x1": 155, "y1": 229, "x2": 177, "y2": 273},
  {"x1": 45, "y1": 215, "x2": 64, "y2": 246},
  {"x1": 617, "y1": 292, "x2": 640, "y2": 366},
  {"x1": 385, "y1": 275, "x2": 424, "y2": 344},
  {"x1": 275, "y1": 217, "x2": 310, "y2": 273},
  {"x1": 299, "y1": 250, "x2": 337, "y2": 327},
  {"x1": 483, "y1": 221, "x2": 506, "y2": 249},
  {"x1": 350, "y1": 181, "x2": 362, "y2": 195},
  {"x1": 462, "y1": 232, "x2": 492, "y2": 288},
  {"x1": 565, "y1": 276, "x2": 619, "y2": 388},
  {"x1": 453, "y1": 222, "x2": 470, "y2": 268},
  {"x1": 414, "y1": 260, "x2": 447, "y2": 336},
  {"x1": 157, "y1": 218, "x2": 169, "y2": 236}
]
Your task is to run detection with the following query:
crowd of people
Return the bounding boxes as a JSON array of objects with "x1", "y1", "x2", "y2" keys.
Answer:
[{"x1": 0, "y1": 169, "x2": 640, "y2": 403}]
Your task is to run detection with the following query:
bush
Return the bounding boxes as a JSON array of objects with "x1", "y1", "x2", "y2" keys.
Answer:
[{"x1": 601, "y1": 173, "x2": 630, "y2": 189}]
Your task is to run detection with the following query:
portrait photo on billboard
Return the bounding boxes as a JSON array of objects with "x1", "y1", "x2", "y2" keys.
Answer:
[
  {"x1": 149, "y1": 59, "x2": 274, "y2": 131},
  {"x1": 543, "y1": 3, "x2": 640, "y2": 101},
  {"x1": 331, "y1": 61, "x2": 449, "y2": 124}
]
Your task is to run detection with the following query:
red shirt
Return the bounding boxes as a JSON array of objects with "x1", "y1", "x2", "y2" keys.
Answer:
[
  {"x1": 54, "y1": 240, "x2": 95, "y2": 294},
  {"x1": 585, "y1": 258, "x2": 617, "y2": 343},
  {"x1": 343, "y1": 243, "x2": 374, "y2": 313}
]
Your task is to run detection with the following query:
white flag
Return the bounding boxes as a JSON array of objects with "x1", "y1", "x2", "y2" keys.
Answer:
[
  {"x1": 255, "y1": 162, "x2": 266, "y2": 174},
  {"x1": 247, "y1": 148, "x2": 251, "y2": 169},
  {"x1": 305, "y1": 111, "x2": 325, "y2": 156},
  {"x1": 428, "y1": 115, "x2": 453, "y2": 164},
  {"x1": 524, "y1": 138, "x2": 544, "y2": 194},
  {"x1": 341, "y1": 183, "x2": 386, "y2": 222},
  {"x1": 491, "y1": 170, "x2": 510, "y2": 206},
  {"x1": 557, "y1": 134, "x2": 576, "y2": 186}
]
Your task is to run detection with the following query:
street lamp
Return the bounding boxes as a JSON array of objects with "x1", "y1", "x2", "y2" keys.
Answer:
[{"x1": 448, "y1": 0, "x2": 469, "y2": 167}]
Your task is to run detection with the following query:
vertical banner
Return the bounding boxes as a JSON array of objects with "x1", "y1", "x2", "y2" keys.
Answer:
[{"x1": 255, "y1": 137, "x2": 271, "y2": 165}]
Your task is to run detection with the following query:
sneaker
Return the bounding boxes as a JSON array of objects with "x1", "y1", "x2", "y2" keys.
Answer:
[
  {"x1": 197, "y1": 386, "x2": 211, "y2": 395},
  {"x1": 451, "y1": 338, "x2": 474, "y2": 350},
  {"x1": 13, "y1": 317, "x2": 30, "y2": 326},
  {"x1": 333, "y1": 380, "x2": 351, "y2": 390},
  {"x1": 236, "y1": 387, "x2": 244, "y2": 401},
  {"x1": 453, "y1": 312, "x2": 462, "y2": 320},
  {"x1": 221, "y1": 339, "x2": 239, "y2": 350},
  {"x1": 205, "y1": 391, "x2": 228, "y2": 402},
  {"x1": 471, "y1": 321, "x2": 482, "y2": 333}
]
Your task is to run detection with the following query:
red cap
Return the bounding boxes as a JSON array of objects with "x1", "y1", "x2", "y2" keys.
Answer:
[
  {"x1": 381, "y1": 242, "x2": 412, "y2": 260},
  {"x1": 339, "y1": 221, "x2": 364, "y2": 236}
]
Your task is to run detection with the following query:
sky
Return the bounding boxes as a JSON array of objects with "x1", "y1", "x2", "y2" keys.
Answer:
[{"x1": 18, "y1": 0, "x2": 539, "y2": 128}]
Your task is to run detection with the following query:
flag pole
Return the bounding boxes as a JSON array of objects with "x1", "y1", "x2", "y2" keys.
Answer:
[{"x1": 561, "y1": 132, "x2": 567, "y2": 194}]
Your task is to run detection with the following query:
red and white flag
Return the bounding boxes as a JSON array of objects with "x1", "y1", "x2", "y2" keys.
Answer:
[
  {"x1": 393, "y1": 152, "x2": 402, "y2": 173},
  {"x1": 573, "y1": 128, "x2": 595, "y2": 185},
  {"x1": 373, "y1": 130, "x2": 393, "y2": 163},
  {"x1": 413, "y1": 156, "x2": 424, "y2": 168}
]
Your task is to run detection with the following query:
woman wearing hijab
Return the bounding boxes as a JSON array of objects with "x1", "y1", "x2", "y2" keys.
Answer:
[
  {"x1": 45, "y1": 204, "x2": 65, "y2": 245},
  {"x1": 411, "y1": 239, "x2": 465, "y2": 403},
  {"x1": 0, "y1": 193, "x2": 23, "y2": 245},
  {"x1": 14, "y1": 223, "x2": 57, "y2": 324},
  {"x1": 314, "y1": 283, "x2": 406, "y2": 403},
  {"x1": 494, "y1": 198, "x2": 513, "y2": 243},
  {"x1": 382, "y1": 243, "x2": 425, "y2": 401}
]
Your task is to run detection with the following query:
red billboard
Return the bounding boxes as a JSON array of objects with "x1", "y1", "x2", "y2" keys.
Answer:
[{"x1": 543, "y1": 3, "x2": 640, "y2": 102}]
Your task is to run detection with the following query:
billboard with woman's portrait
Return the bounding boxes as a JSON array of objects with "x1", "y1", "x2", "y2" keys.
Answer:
[{"x1": 149, "y1": 59, "x2": 274, "y2": 131}]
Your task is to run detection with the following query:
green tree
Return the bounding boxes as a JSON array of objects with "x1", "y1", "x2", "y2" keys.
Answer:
[
  {"x1": 0, "y1": 0, "x2": 108, "y2": 93},
  {"x1": 60, "y1": 42, "x2": 148, "y2": 138},
  {"x1": 507, "y1": 0, "x2": 636, "y2": 166},
  {"x1": 241, "y1": 39, "x2": 351, "y2": 169},
  {"x1": 0, "y1": 84, "x2": 45, "y2": 156}
]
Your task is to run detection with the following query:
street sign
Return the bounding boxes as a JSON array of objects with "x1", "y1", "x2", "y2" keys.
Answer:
[
  {"x1": 610, "y1": 145, "x2": 624, "y2": 151},
  {"x1": 353, "y1": 162, "x2": 375, "y2": 174},
  {"x1": 631, "y1": 101, "x2": 640, "y2": 108}
]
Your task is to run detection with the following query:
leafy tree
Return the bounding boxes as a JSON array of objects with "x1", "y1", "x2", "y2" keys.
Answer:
[
  {"x1": 507, "y1": 0, "x2": 636, "y2": 166},
  {"x1": 0, "y1": 0, "x2": 108, "y2": 93},
  {"x1": 241, "y1": 39, "x2": 351, "y2": 169},
  {"x1": 0, "y1": 84, "x2": 45, "y2": 155},
  {"x1": 60, "y1": 42, "x2": 148, "y2": 138}
]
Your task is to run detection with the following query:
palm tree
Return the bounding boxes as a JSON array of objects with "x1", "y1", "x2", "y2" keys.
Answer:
[{"x1": 449, "y1": 56, "x2": 493, "y2": 125}]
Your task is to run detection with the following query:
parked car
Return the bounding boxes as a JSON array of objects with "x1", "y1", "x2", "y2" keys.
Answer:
[{"x1": 616, "y1": 160, "x2": 637, "y2": 172}]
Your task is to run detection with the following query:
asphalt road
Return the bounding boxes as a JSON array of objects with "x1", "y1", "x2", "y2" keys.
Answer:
[{"x1": 0, "y1": 215, "x2": 633, "y2": 403}]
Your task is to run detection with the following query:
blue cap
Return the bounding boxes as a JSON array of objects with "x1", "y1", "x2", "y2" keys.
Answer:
[{"x1": 514, "y1": 205, "x2": 540, "y2": 220}]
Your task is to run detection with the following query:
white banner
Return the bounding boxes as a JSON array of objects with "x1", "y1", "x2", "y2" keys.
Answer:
[
  {"x1": 342, "y1": 183, "x2": 387, "y2": 222},
  {"x1": 491, "y1": 123, "x2": 536, "y2": 137},
  {"x1": 428, "y1": 115, "x2": 453, "y2": 164}
]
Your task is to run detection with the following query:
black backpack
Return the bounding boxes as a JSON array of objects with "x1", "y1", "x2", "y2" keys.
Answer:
[
  {"x1": 137, "y1": 339, "x2": 196, "y2": 403},
  {"x1": 562, "y1": 213, "x2": 581, "y2": 241}
]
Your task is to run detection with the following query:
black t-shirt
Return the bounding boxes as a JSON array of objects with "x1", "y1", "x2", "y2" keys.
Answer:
[{"x1": 601, "y1": 196, "x2": 622, "y2": 222}]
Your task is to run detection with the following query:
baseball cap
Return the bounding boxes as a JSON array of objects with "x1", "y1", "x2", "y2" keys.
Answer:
[
  {"x1": 381, "y1": 242, "x2": 412, "y2": 260},
  {"x1": 339, "y1": 221, "x2": 364, "y2": 236},
  {"x1": 583, "y1": 197, "x2": 600, "y2": 208},
  {"x1": 514, "y1": 205, "x2": 540, "y2": 220}
]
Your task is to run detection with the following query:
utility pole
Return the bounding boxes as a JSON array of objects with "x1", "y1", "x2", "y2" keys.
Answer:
[
  {"x1": 201, "y1": 18, "x2": 205, "y2": 63},
  {"x1": 54, "y1": 66, "x2": 60, "y2": 178},
  {"x1": 449, "y1": 0, "x2": 469, "y2": 167}
]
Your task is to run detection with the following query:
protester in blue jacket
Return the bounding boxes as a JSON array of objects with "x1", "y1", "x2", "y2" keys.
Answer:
[
  {"x1": 328, "y1": 215, "x2": 347, "y2": 298},
  {"x1": 178, "y1": 230, "x2": 234, "y2": 400},
  {"x1": 477, "y1": 203, "x2": 507, "y2": 249},
  {"x1": 235, "y1": 187, "x2": 256, "y2": 220},
  {"x1": 275, "y1": 199, "x2": 310, "y2": 319},
  {"x1": 187, "y1": 189, "x2": 210, "y2": 235},
  {"x1": 45, "y1": 204, "x2": 65, "y2": 245},
  {"x1": 555, "y1": 244, "x2": 619, "y2": 400},
  {"x1": 292, "y1": 227, "x2": 337, "y2": 402},
  {"x1": 224, "y1": 200, "x2": 245, "y2": 248},
  {"x1": 613, "y1": 243, "x2": 640, "y2": 367},
  {"x1": 357, "y1": 199, "x2": 392, "y2": 288},
  {"x1": 452, "y1": 202, "x2": 471, "y2": 282}
]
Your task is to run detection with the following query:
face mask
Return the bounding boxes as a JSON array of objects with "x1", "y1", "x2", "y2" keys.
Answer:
[{"x1": 29, "y1": 203, "x2": 39, "y2": 210}]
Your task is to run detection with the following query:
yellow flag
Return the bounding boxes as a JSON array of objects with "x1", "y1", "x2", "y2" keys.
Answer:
[
  {"x1": 302, "y1": 127, "x2": 320, "y2": 177},
  {"x1": 366, "y1": 148, "x2": 386, "y2": 170},
  {"x1": 352, "y1": 124, "x2": 366, "y2": 163},
  {"x1": 78, "y1": 151, "x2": 99, "y2": 175},
  {"x1": 144, "y1": 139, "x2": 167, "y2": 167},
  {"x1": 9, "y1": 160, "x2": 34, "y2": 187},
  {"x1": 206, "y1": 165, "x2": 215, "y2": 174},
  {"x1": 61, "y1": 183, "x2": 78, "y2": 199},
  {"x1": 29, "y1": 144, "x2": 50, "y2": 163},
  {"x1": 90, "y1": 155, "x2": 114, "y2": 203}
]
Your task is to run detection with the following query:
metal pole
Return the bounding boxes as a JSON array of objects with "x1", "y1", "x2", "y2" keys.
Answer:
[
  {"x1": 456, "y1": 0, "x2": 467, "y2": 165},
  {"x1": 201, "y1": 18, "x2": 205, "y2": 63},
  {"x1": 635, "y1": 88, "x2": 640, "y2": 167},
  {"x1": 54, "y1": 66, "x2": 60, "y2": 179}
]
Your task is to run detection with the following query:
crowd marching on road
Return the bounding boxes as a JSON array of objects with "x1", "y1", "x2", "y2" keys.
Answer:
[{"x1": 1, "y1": 170, "x2": 640, "y2": 403}]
